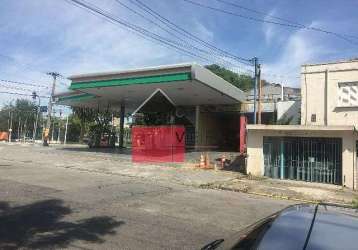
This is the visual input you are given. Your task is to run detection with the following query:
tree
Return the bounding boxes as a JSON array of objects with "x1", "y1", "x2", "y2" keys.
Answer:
[
  {"x1": 0, "y1": 99, "x2": 41, "y2": 140},
  {"x1": 205, "y1": 64, "x2": 253, "y2": 91},
  {"x1": 88, "y1": 108, "x2": 114, "y2": 147},
  {"x1": 65, "y1": 114, "x2": 82, "y2": 142},
  {"x1": 72, "y1": 107, "x2": 96, "y2": 143}
]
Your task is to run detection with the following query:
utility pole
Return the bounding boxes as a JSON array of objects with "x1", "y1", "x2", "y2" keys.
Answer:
[
  {"x1": 51, "y1": 118, "x2": 55, "y2": 142},
  {"x1": 253, "y1": 57, "x2": 259, "y2": 124},
  {"x1": 257, "y1": 79, "x2": 262, "y2": 124},
  {"x1": 57, "y1": 110, "x2": 62, "y2": 143},
  {"x1": 43, "y1": 72, "x2": 60, "y2": 146},
  {"x1": 258, "y1": 66, "x2": 262, "y2": 125},
  {"x1": 8, "y1": 110, "x2": 13, "y2": 142},
  {"x1": 32, "y1": 91, "x2": 41, "y2": 142},
  {"x1": 64, "y1": 115, "x2": 69, "y2": 145}
]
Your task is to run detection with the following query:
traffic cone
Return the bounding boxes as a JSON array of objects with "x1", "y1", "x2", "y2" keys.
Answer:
[
  {"x1": 205, "y1": 153, "x2": 210, "y2": 168},
  {"x1": 199, "y1": 154, "x2": 205, "y2": 168},
  {"x1": 221, "y1": 154, "x2": 226, "y2": 169}
]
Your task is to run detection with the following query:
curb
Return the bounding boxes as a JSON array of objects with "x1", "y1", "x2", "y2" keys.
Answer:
[{"x1": 199, "y1": 184, "x2": 354, "y2": 208}]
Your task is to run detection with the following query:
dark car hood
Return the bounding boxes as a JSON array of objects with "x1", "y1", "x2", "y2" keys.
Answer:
[{"x1": 214, "y1": 204, "x2": 358, "y2": 250}]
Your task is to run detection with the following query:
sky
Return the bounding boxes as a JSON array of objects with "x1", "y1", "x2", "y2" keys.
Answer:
[{"x1": 0, "y1": 0, "x2": 357, "y2": 107}]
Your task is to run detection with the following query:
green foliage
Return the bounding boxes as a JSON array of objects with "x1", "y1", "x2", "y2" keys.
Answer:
[
  {"x1": 88, "y1": 108, "x2": 115, "y2": 147},
  {"x1": 205, "y1": 64, "x2": 253, "y2": 91},
  {"x1": 72, "y1": 107, "x2": 115, "y2": 146},
  {"x1": 0, "y1": 99, "x2": 42, "y2": 139},
  {"x1": 65, "y1": 114, "x2": 82, "y2": 142},
  {"x1": 353, "y1": 197, "x2": 358, "y2": 208},
  {"x1": 72, "y1": 107, "x2": 96, "y2": 143}
]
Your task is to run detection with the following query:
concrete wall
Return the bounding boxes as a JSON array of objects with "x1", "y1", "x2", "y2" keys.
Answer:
[
  {"x1": 247, "y1": 129, "x2": 357, "y2": 189},
  {"x1": 194, "y1": 105, "x2": 240, "y2": 150},
  {"x1": 301, "y1": 60, "x2": 358, "y2": 126},
  {"x1": 277, "y1": 100, "x2": 301, "y2": 124},
  {"x1": 197, "y1": 111, "x2": 223, "y2": 147}
]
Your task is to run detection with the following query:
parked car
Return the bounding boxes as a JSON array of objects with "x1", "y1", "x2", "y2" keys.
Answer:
[{"x1": 202, "y1": 203, "x2": 358, "y2": 250}]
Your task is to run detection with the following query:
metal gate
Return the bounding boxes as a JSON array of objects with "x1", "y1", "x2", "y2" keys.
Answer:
[{"x1": 263, "y1": 137, "x2": 342, "y2": 185}]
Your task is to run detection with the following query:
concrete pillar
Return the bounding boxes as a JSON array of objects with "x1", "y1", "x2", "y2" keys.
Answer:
[
  {"x1": 280, "y1": 138, "x2": 285, "y2": 179},
  {"x1": 324, "y1": 69, "x2": 329, "y2": 125},
  {"x1": 119, "y1": 103, "x2": 125, "y2": 148},
  {"x1": 195, "y1": 105, "x2": 200, "y2": 149}
]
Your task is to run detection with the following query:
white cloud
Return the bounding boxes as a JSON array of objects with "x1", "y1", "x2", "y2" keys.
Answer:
[
  {"x1": 262, "y1": 21, "x2": 331, "y2": 87},
  {"x1": 263, "y1": 9, "x2": 277, "y2": 45},
  {"x1": 193, "y1": 21, "x2": 214, "y2": 42},
  {"x1": 0, "y1": 0, "x2": 211, "y2": 106}
]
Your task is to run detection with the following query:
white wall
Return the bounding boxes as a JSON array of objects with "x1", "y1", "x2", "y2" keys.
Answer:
[
  {"x1": 301, "y1": 60, "x2": 358, "y2": 126},
  {"x1": 277, "y1": 100, "x2": 301, "y2": 124},
  {"x1": 246, "y1": 128, "x2": 357, "y2": 189}
]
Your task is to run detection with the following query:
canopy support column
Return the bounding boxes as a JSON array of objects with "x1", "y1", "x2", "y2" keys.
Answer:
[
  {"x1": 195, "y1": 105, "x2": 200, "y2": 150},
  {"x1": 119, "y1": 103, "x2": 125, "y2": 148}
]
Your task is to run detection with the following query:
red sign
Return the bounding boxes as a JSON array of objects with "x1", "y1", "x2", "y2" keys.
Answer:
[{"x1": 132, "y1": 126, "x2": 185, "y2": 163}]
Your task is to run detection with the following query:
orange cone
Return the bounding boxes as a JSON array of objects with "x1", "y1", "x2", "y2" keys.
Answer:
[
  {"x1": 221, "y1": 154, "x2": 226, "y2": 169},
  {"x1": 199, "y1": 154, "x2": 205, "y2": 168}
]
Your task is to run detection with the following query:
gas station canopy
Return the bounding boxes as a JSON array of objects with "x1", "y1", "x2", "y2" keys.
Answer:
[{"x1": 54, "y1": 63, "x2": 246, "y2": 112}]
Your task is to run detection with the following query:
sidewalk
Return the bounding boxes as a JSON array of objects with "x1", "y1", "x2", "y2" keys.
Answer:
[
  {"x1": 198, "y1": 173, "x2": 358, "y2": 205},
  {"x1": 2, "y1": 143, "x2": 357, "y2": 206}
]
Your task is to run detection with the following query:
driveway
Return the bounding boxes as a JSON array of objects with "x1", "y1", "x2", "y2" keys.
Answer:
[{"x1": 0, "y1": 143, "x2": 293, "y2": 249}]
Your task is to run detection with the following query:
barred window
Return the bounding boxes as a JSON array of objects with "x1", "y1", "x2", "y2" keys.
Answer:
[{"x1": 338, "y1": 82, "x2": 358, "y2": 107}]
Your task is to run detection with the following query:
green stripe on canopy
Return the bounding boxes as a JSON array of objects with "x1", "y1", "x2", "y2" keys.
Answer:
[{"x1": 70, "y1": 72, "x2": 191, "y2": 90}]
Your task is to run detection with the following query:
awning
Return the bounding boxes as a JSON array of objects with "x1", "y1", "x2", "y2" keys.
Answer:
[{"x1": 54, "y1": 63, "x2": 246, "y2": 112}]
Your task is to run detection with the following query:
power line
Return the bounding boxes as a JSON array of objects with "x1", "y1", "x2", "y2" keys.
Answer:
[
  {"x1": 0, "y1": 79, "x2": 49, "y2": 89},
  {"x1": 0, "y1": 90, "x2": 49, "y2": 99},
  {"x1": 183, "y1": 0, "x2": 358, "y2": 45},
  {"x1": 0, "y1": 53, "x2": 48, "y2": 75},
  {"x1": 66, "y1": 0, "x2": 212, "y2": 62},
  {"x1": 113, "y1": 0, "x2": 248, "y2": 69},
  {"x1": 128, "y1": 0, "x2": 253, "y2": 65},
  {"x1": 0, "y1": 83, "x2": 48, "y2": 93},
  {"x1": 65, "y1": 0, "x2": 244, "y2": 68},
  {"x1": 215, "y1": 0, "x2": 358, "y2": 42},
  {"x1": 213, "y1": 0, "x2": 307, "y2": 27}
]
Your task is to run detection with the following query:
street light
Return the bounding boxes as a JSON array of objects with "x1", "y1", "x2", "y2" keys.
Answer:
[{"x1": 32, "y1": 91, "x2": 41, "y2": 142}]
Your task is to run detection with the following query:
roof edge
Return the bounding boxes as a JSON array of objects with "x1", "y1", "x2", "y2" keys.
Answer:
[
  {"x1": 247, "y1": 124, "x2": 355, "y2": 131},
  {"x1": 68, "y1": 62, "x2": 197, "y2": 81}
]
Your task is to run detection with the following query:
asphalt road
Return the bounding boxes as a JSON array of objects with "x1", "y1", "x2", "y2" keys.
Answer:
[{"x1": 0, "y1": 143, "x2": 293, "y2": 249}]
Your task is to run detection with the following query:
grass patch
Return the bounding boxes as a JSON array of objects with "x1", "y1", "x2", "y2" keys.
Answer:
[{"x1": 352, "y1": 197, "x2": 358, "y2": 208}]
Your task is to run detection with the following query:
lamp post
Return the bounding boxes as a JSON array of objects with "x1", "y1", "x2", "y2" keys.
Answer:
[{"x1": 32, "y1": 91, "x2": 41, "y2": 142}]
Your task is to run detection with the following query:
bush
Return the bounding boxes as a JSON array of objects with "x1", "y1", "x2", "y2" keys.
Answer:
[{"x1": 352, "y1": 197, "x2": 358, "y2": 208}]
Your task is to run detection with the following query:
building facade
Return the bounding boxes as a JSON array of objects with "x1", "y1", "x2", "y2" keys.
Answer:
[
  {"x1": 247, "y1": 59, "x2": 358, "y2": 189},
  {"x1": 301, "y1": 60, "x2": 358, "y2": 126}
]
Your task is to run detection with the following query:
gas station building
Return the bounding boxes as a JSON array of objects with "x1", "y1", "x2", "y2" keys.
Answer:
[{"x1": 55, "y1": 63, "x2": 247, "y2": 151}]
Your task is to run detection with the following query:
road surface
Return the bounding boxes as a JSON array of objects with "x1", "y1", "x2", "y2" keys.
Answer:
[{"x1": 0, "y1": 143, "x2": 293, "y2": 249}]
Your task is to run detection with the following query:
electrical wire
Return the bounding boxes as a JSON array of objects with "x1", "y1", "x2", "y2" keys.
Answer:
[
  {"x1": 0, "y1": 53, "x2": 49, "y2": 75},
  {"x1": 129, "y1": 0, "x2": 253, "y2": 65},
  {"x1": 183, "y1": 0, "x2": 358, "y2": 45},
  {"x1": 0, "y1": 79, "x2": 49, "y2": 89},
  {"x1": 66, "y1": 0, "x2": 215, "y2": 63},
  {"x1": 0, "y1": 90, "x2": 49, "y2": 98},
  {"x1": 113, "y1": 0, "x2": 248, "y2": 70},
  {"x1": 214, "y1": 0, "x2": 358, "y2": 41},
  {"x1": 213, "y1": 0, "x2": 308, "y2": 28},
  {"x1": 0, "y1": 83, "x2": 42, "y2": 93},
  {"x1": 65, "y1": 0, "x2": 249, "y2": 70}
]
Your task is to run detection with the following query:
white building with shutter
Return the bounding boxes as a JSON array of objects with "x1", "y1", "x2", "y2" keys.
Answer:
[{"x1": 246, "y1": 59, "x2": 358, "y2": 190}]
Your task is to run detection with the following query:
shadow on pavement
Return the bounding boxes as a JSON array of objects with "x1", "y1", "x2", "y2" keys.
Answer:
[
  {"x1": 58, "y1": 146, "x2": 132, "y2": 155},
  {"x1": 0, "y1": 199, "x2": 124, "y2": 249}
]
